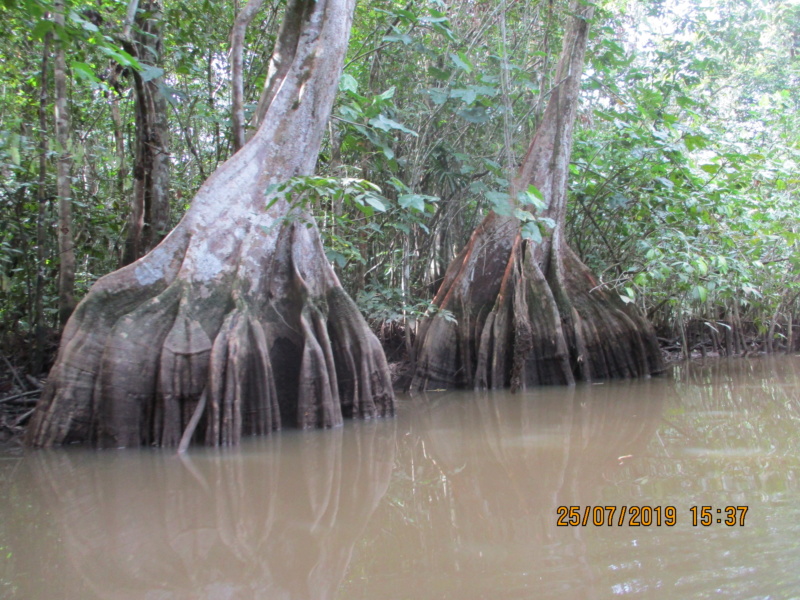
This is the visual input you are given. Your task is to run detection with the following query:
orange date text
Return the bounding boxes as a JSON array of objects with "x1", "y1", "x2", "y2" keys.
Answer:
[{"x1": 556, "y1": 505, "x2": 677, "y2": 527}]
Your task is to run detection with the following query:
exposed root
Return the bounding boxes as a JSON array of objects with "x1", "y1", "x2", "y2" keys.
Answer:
[
  {"x1": 297, "y1": 299, "x2": 342, "y2": 430},
  {"x1": 27, "y1": 0, "x2": 388, "y2": 449},
  {"x1": 411, "y1": 226, "x2": 664, "y2": 392},
  {"x1": 27, "y1": 221, "x2": 394, "y2": 449},
  {"x1": 206, "y1": 311, "x2": 281, "y2": 447},
  {"x1": 178, "y1": 388, "x2": 207, "y2": 454},
  {"x1": 411, "y1": 0, "x2": 662, "y2": 392},
  {"x1": 327, "y1": 287, "x2": 394, "y2": 420},
  {"x1": 29, "y1": 231, "x2": 191, "y2": 447}
]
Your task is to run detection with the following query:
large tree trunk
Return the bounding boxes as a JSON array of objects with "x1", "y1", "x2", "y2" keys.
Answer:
[
  {"x1": 27, "y1": 0, "x2": 394, "y2": 449},
  {"x1": 120, "y1": 1, "x2": 171, "y2": 266},
  {"x1": 411, "y1": 2, "x2": 663, "y2": 391}
]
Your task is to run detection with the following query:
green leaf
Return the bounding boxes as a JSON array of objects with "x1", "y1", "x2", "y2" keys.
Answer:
[
  {"x1": 693, "y1": 285, "x2": 708, "y2": 303},
  {"x1": 450, "y1": 88, "x2": 477, "y2": 105},
  {"x1": 354, "y1": 203, "x2": 375, "y2": 217},
  {"x1": 399, "y1": 194, "x2": 426, "y2": 212},
  {"x1": 428, "y1": 66, "x2": 451, "y2": 81},
  {"x1": 654, "y1": 177, "x2": 674, "y2": 189},
  {"x1": 326, "y1": 249, "x2": 348, "y2": 268},
  {"x1": 8, "y1": 134, "x2": 20, "y2": 165},
  {"x1": 539, "y1": 217, "x2": 556, "y2": 230},
  {"x1": 31, "y1": 19, "x2": 53, "y2": 40},
  {"x1": 360, "y1": 123, "x2": 382, "y2": 143},
  {"x1": 457, "y1": 106, "x2": 490, "y2": 123},
  {"x1": 426, "y1": 88, "x2": 449, "y2": 105},
  {"x1": 514, "y1": 208, "x2": 534, "y2": 222},
  {"x1": 700, "y1": 164, "x2": 720, "y2": 175},
  {"x1": 518, "y1": 185, "x2": 545, "y2": 211},
  {"x1": 375, "y1": 86, "x2": 396, "y2": 102},
  {"x1": 338, "y1": 104, "x2": 361, "y2": 121},
  {"x1": 449, "y1": 52, "x2": 472, "y2": 73},
  {"x1": 618, "y1": 287, "x2": 636, "y2": 304},
  {"x1": 139, "y1": 64, "x2": 164, "y2": 83},
  {"x1": 339, "y1": 73, "x2": 358, "y2": 94},
  {"x1": 521, "y1": 221, "x2": 542, "y2": 244},
  {"x1": 471, "y1": 85, "x2": 498, "y2": 97},
  {"x1": 383, "y1": 33, "x2": 412, "y2": 45},
  {"x1": 684, "y1": 134, "x2": 707, "y2": 151},
  {"x1": 368, "y1": 114, "x2": 418, "y2": 137},
  {"x1": 362, "y1": 194, "x2": 387, "y2": 212},
  {"x1": 157, "y1": 83, "x2": 187, "y2": 106},
  {"x1": 70, "y1": 61, "x2": 104, "y2": 87},
  {"x1": 99, "y1": 46, "x2": 140, "y2": 69},
  {"x1": 485, "y1": 190, "x2": 510, "y2": 214},
  {"x1": 432, "y1": 21, "x2": 456, "y2": 42},
  {"x1": 68, "y1": 10, "x2": 98, "y2": 32}
]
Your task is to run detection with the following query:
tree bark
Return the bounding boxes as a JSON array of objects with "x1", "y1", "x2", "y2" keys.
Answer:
[
  {"x1": 54, "y1": 1, "x2": 76, "y2": 327},
  {"x1": 27, "y1": 0, "x2": 394, "y2": 449},
  {"x1": 411, "y1": 2, "x2": 663, "y2": 391},
  {"x1": 120, "y1": 1, "x2": 171, "y2": 266}
]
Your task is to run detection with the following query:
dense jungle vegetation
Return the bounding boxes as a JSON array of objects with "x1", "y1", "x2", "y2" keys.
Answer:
[{"x1": 1, "y1": 0, "x2": 799, "y2": 395}]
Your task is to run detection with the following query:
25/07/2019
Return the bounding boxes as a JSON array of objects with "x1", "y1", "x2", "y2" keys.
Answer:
[{"x1": 556, "y1": 505, "x2": 748, "y2": 527}]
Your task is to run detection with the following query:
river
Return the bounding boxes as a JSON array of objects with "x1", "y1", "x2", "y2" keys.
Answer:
[{"x1": 2, "y1": 356, "x2": 799, "y2": 599}]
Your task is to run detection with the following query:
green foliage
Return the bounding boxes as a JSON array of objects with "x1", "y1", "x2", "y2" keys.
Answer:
[
  {"x1": 357, "y1": 281, "x2": 455, "y2": 328},
  {"x1": 3, "y1": 0, "x2": 800, "y2": 366},
  {"x1": 567, "y1": 0, "x2": 800, "y2": 344},
  {"x1": 324, "y1": 0, "x2": 574, "y2": 319}
]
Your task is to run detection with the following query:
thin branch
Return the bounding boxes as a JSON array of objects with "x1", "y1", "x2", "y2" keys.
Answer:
[
  {"x1": 0, "y1": 390, "x2": 41, "y2": 404},
  {"x1": 178, "y1": 388, "x2": 207, "y2": 453},
  {"x1": 231, "y1": 0, "x2": 267, "y2": 152},
  {"x1": 1, "y1": 354, "x2": 26, "y2": 391}
]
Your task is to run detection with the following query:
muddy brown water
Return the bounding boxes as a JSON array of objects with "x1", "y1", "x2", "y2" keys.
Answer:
[{"x1": 2, "y1": 356, "x2": 800, "y2": 599}]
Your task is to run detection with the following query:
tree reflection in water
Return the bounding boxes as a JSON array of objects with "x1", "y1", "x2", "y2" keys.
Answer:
[
  {"x1": 341, "y1": 380, "x2": 666, "y2": 599},
  {"x1": 5, "y1": 357, "x2": 800, "y2": 600},
  {"x1": 340, "y1": 358, "x2": 800, "y2": 599},
  {"x1": 27, "y1": 421, "x2": 394, "y2": 600}
]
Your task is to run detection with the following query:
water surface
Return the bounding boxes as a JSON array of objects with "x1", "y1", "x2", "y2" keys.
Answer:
[{"x1": 2, "y1": 357, "x2": 800, "y2": 599}]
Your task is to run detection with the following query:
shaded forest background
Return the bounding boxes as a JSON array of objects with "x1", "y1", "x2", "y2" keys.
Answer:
[{"x1": 2, "y1": 0, "x2": 799, "y2": 395}]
